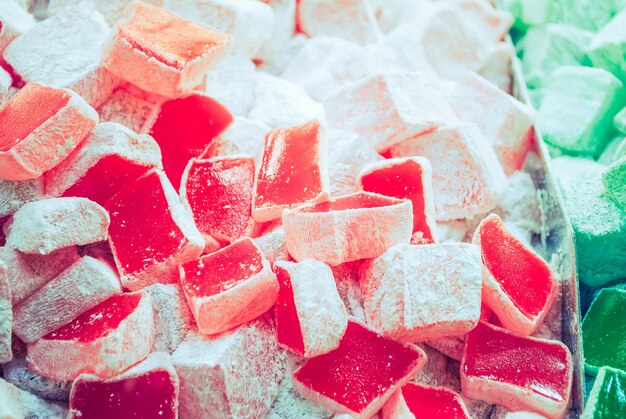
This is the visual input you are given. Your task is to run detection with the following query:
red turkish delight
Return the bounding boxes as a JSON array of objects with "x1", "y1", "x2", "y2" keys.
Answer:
[
  {"x1": 0, "y1": 82, "x2": 98, "y2": 181},
  {"x1": 45, "y1": 122, "x2": 162, "y2": 206},
  {"x1": 69, "y1": 352, "x2": 179, "y2": 419},
  {"x1": 382, "y1": 383, "x2": 471, "y2": 419},
  {"x1": 181, "y1": 156, "x2": 256, "y2": 246},
  {"x1": 103, "y1": 2, "x2": 231, "y2": 98},
  {"x1": 358, "y1": 157, "x2": 437, "y2": 244},
  {"x1": 293, "y1": 321, "x2": 427, "y2": 418},
  {"x1": 461, "y1": 321, "x2": 573, "y2": 418},
  {"x1": 253, "y1": 119, "x2": 330, "y2": 222},
  {"x1": 282, "y1": 192, "x2": 412, "y2": 266},
  {"x1": 473, "y1": 214, "x2": 558, "y2": 336},
  {"x1": 274, "y1": 259, "x2": 347, "y2": 357},
  {"x1": 179, "y1": 238, "x2": 278, "y2": 335},
  {"x1": 105, "y1": 170, "x2": 204, "y2": 291},
  {"x1": 27, "y1": 292, "x2": 154, "y2": 381}
]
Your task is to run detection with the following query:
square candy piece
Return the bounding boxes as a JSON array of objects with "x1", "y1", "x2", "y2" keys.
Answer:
[
  {"x1": 583, "y1": 367, "x2": 626, "y2": 418},
  {"x1": 105, "y1": 170, "x2": 204, "y2": 291},
  {"x1": 144, "y1": 283, "x2": 194, "y2": 354},
  {"x1": 461, "y1": 322, "x2": 573, "y2": 418},
  {"x1": 603, "y1": 157, "x2": 626, "y2": 211},
  {"x1": 587, "y1": 10, "x2": 626, "y2": 85},
  {"x1": 97, "y1": 87, "x2": 159, "y2": 133},
  {"x1": 382, "y1": 383, "x2": 471, "y2": 419},
  {"x1": 473, "y1": 214, "x2": 558, "y2": 336},
  {"x1": 103, "y1": 2, "x2": 231, "y2": 98},
  {"x1": 0, "y1": 176, "x2": 44, "y2": 218},
  {"x1": 0, "y1": 82, "x2": 98, "y2": 181},
  {"x1": 293, "y1": 321, "x2": 427, "y2": 418},
  {"x1": 0, "y1": 0, "x2": 35, "y2": 55},
  {"x1": 360, "y1": 243, "x2": 482, "y2": 342},
  {"x1": 282, "y1": 192, "x2": 413, "y2": 266},
  {"x1": 179, "y1": 238, "x2": 278, "y2": 335}
]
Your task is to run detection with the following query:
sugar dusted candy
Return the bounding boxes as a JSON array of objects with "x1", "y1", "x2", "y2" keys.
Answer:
[
  {"x1": 461, "y1": 321, "x2": 573, "y2": 418},
  {"x1": 274, "y1": 259, "x2": 347, "y2": 357},
  {"x1": 204, "y1": 56, "x2": 256, "y2": 117},
  {"x1": 6, "y1": 197, "x2": 109, "y2": 255},
  {"x1": 253, "y1": 119, "x2": 329, "y2": 222},
  {"x1": 360, "y1": 243, "x2": 482, "y2": 342},
  {"x1": 45, "y1": 122, "x2": 162, "y2": 206},
  {"x1": 0, "y1": 377, "x2": 68, "y2": 419},
  {"x1": 382, "y1": 383, "x2": 471, "y2": 419},
  {"x1": 0, "y1": 0, "x2": 35, "y2": 56},
  {"x1": 587, "y1": 10, "x2": 626, "y2": 85},
  {"x1": 103, "y1": 2, "x2": 230, "y2": 99},
  {"x1": 69, "y1": 352, "x2": 179, "y2": 419},
  {"x1": 202, "y1": 116, "x2": 268, "y2": 164},
  {"x1": 0, "y1": 82, "x2": 98, "y2": 181},
  {"x1": 0, "y1": 177, "x2": 44, "y2": 218},
  {"x1": 473, "y1": 214, "x2": 557, "y2": 336},
  {"x1": 172, "y1": 316, "x2": 286, "y2": 418},
  {"x1": 0, "y1": 261, "x2": 10, "y2": 364},
  {"x1": 27, "y1": 291, "x2": 154, "y2": 381},
  {"x1": 603, "y1": 157, "x2": 626, "y2": 211},
  {"x1": 283, "y1": 192, "x2": 412, "y2": 266},
  {"x1": 583, "y1": 366, "x2": 626, "y2": 418},
  {"x1": 144, "y1": 284, "x2": 194, "y2": 354},
  {"x1": 292, "y1": 321, "x2": 427, "y2": 418},
  {"x1": 13, "y1": 256, "x2": 122, "y2": 344},
  {"x1": 105, "y1": 169, "x2": 204, "y2": 291}
]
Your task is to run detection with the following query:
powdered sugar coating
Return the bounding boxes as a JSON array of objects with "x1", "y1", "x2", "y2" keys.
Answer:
[
  {"x1": 0, "y1": 177, "x2": 45, "y2": 218},
  {"x1": 0, "y1": 261, "x2": 10, "y2": 364},
  {"x1": 0, "y1": 377, "x2": 68, "y2": 419},
  {"x1": 144, "y1": 284, "x2": 195, "y2": 354},
  {"x1": 206, "y1": 117, "x2": 269, "y2": 166},
  {"x1": 204, "y1": 56, "x2": 257, "y2": 116},
  {"x1": 253, "y1": 226, "x2": 289, "y2": 265},
  {"x1": 0, "y1": 0, "x2": 36, "y2": 55},
  {"x1": 0, "y1": 68, "x2": 10, "y2": 104},
  {"x1": 97, "y1": 89, "x2": 160, "y2": 133}
]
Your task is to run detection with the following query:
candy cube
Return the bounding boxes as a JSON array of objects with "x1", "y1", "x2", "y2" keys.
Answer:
[
  {"x1": 105, "y1": 170, "x2": 204, "y2": 291},
  {"x1": 181, "y1": 156, "x2": 256, "y2": 245},
  {"x1": 3, "y1": 3, "x2": 120, "y2": 108},
  {"x1": 0, "y1": 262, "x2": 10, "y2": 363},
  {"x1": 603, "y1": 157, "x2": 626, "y2": 211},
  {"x1": 147, "y1": 93, "x2": 233, "y2": 189},
  {"x1": 0, "y1": 377, "x2": 68, "y2": 419},
  {"x1": 274, "y1": 259, "x2": 348, "y2": 357},
  {"x1": 476, "y1": 42, "x2": 514, "y2": 93},
  {"x1": 144, "y1": 284, "x2": 194, "y2": 354},
  {"x1": 179, "y1": 238, "x2": 278, "y2": 335},
  {"x1": 324, "y1": 71, "x2": 457, "y2": 152},
  {"x1": 283, "y1": 192, "x2": 413, "y2": 266},
  {"x1": 204, "y1": 56, "x2": 257, "y2": 116},
  {"x1": 45, "y1": 122, "x2": 162, "y2": 206},
  {"x1": 588, "y1": 10, "x2": 626, "y2": 84},
  {"x1": 27, "y1": 292, "x2": 154, "y2": 381},
  {"x1": 0, "y1": 177, "x2": 44, "y2": 217},
  {"x1": 292, "y1": 321, "x2": 427, "y2": 418},
  {"x1": 0, "y1": 82, "x2": 98, "y2": 181},
  {"x1": 253, "y1": 225, "x2": 290, "y2": 265},
  {"x1": 462, "y1": 321, "x2": 572, "y2": 418},
  {"x1": 449, "y1": 72, "x2": 536, "y2": 175},
  {"x1": 103, "y1": 2, "x2": 230, "y2": 98},
  {"x1": 390, "y1": 123, "x2": 506, "y2": 221},
  {"x1": 253, "y1": 119, "x2": 329, "y2": 222},
  {"x1": 171, "y1": 316, "x2": 286, "y2": 418},
  {"x1": 69, "y1": 352, "x2": 179, "y2": 419},
  {"x1": 538, "y1": 66, "x2": 623, "y2": 157},
  {"x1": 97, "y1": 87, "x2": 159, "y2": 133},
  {"x1": 582, "y1": 288, "x2": 626, "y2": 375},
  {"x1": 202, "y1": 116, "x2": 268, "y2": 164},
  {"x1": 361, "y1": 243, "x2": 482, "y2": 342},
  {"x1": 253, "y1": 0, "x2": 297, "y2": 68},
  {"x1": 583, "y1": 366, "x2": 626, "y2": 418},
  {"x1": 382, "y1": 383, "x2": 471, "y2": 419},
  {"x1": 357, "y1": 157, "x2": 437, "y2": 244},
  {"x1": 0, "y1": 0, "x2": 35, "y2": 56},
  {"x1": 13, "y1": 256, "x2": 122, "y2": 343},
  {"x1": 473, "y1": 214, "x2": 557, "y2": 336}
]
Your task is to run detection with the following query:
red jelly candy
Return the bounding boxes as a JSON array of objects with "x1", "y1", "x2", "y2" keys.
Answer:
[
  {"x1": 473, "y1": 214, "x2": 557, "y2": 336},
  {"x1": 358, "y1": 157, "x2": 437, "y2": 244},
  {"x1": 148, "y1": 93, "x2": 233, "y2": 189},
  {"x1": 69, "y1": 352, "x2": 179, "y2": 419},
  {"x1": 253, "y1": 119, "x2": 330, "y2": 222},
  {"x1": 181, "y1": 156, "x2": 256, "y2": 246},
  {"x1": 105, "y1": 170, "x2": 204, "y2": 291},
  {"x1": 293, "y1": 321, "x2": 426, "y2": 418},
  {"x1": 382, "y1": 383, "x2": 471, "y2": 419},
  {"x1": 461, "y1": 321, "x2": 573, "y2": 418}
]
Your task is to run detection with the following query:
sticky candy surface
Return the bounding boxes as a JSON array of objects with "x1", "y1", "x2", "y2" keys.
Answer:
[
  {"x1": 383, "y1": 383, "x2": 470, "y2": 419},
  {"x1": 584, "y1": 367, "x2": 626, "y2": 418}
]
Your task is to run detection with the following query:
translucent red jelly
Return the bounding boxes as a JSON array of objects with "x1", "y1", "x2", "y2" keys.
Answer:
[
  {"x1": 294, "y1": 321, "x2": 424, "y2": 414},
  {"x1": 149, "y1": 94, "x2": 232, "y2": 189},
  {"x1": 0, "y1": 83, "x2": 69, "y2": 152},
  {"x1": 463, "y1": 322, "x2": 570, "y2": 402},
  {"x1": 70, "y1": 369, "x2": 176, "y2": 419},
  {"x1": 302, "y1": 192, "x2": 400, "y2": 213},
  {"x1": 183, "y1": 157, "x2": 254, "y2": 242},
  {"x1": 44, "y1": 293, "x2": 141, "y2": 343},
  {"x1": 255, "y1": 120, "x2": 324, "y2": 208},
  {"x1": 479, "y1": 216, "x2": 552, "y2": 317},
  {"x1": 61, "y1": 155, "x2": 151, "y2": 206},
  {"x1": 359, "y1": 160, "x2": 434, "y2": 242},
  {"x1": 105, "y1": 171, "x2": 189, "y2": 276},
  {"x1": 274, "y1": 265, "x2": 305, "y2": 355},
  {"x1": 181, "y1": 238, "x2": 263, "y2": 298},
  {"x1": 402, "y1": 384, "x2": 469, "y2": 419}
]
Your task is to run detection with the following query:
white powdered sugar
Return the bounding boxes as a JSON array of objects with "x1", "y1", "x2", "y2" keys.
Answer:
[
  {"x1": 204, "y1": 56, "x2": 257, "y2": 116},
  {"x1": 0, "y1": 177, "x2": 45, "y2": 218}
]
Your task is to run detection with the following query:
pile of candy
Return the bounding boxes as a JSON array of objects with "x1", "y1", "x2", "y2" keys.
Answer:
[{"x1": 0, "y1": 0, "x2": 578, "y2": 418}]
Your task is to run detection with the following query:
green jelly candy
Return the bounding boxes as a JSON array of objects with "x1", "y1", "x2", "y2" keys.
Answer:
[
  {"x1": 521, "y1": 24, "x2": 592, "y2": 88},
  {"x1": 615, "y1": 106, "x2": 626, "y2": 134},
  {"x1": 553, "y1": 157, "x2": 626, "y2": 287},
  {"x1": 588, "y1": 10, "x2": 626, "y2": 84},
  {"x1": 538, "y1": 66, "x2": 623, "y2": 157},
  {"x1": 583, "y1": 288, "x2": 626, "y2": 375},
  {"x1": 604, "y1": 156, "x2": 626, "y2": 210},
  {"x1": 502, "y1": 0, "x2": 614, "y2": 31},
  {"x1": 583, "y1": 366, "x2": 626, "y2": 418},
  {"x1": 598, "y1": 135, "x2": 626, "y2": 165}
]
